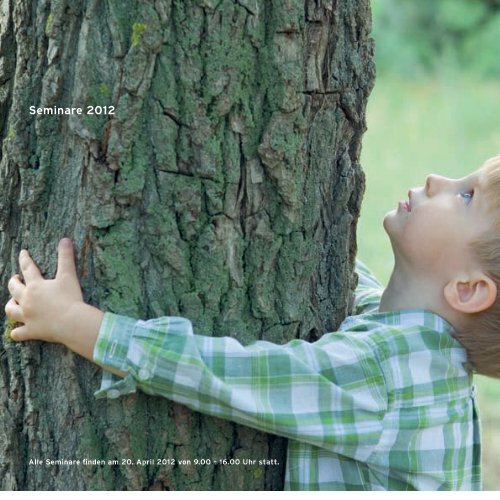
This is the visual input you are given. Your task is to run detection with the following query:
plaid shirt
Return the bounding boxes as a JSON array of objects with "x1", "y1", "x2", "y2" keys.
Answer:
[{"x1": 93, "y1": 261, "x2": 481, "y2": 490}]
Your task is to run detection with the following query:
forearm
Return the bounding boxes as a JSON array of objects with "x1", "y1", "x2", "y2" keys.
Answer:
[
  {"x1": 91, "y1": 315, "x2": 386, "y2": 451},
  {"x1": 61, "y1": 303, "x2": 128, "y2": 378}
]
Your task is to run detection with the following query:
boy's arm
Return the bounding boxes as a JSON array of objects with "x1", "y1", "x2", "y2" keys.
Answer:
[
  {"x1": 92, "y1": 312, "x2": 387, "y2": 455},
  {"x1": 353, "y1": 259, "x2": 384, "y2": 314},
  {"x1": 5, "y1": 240, "x2": 387, "y2": 455}
]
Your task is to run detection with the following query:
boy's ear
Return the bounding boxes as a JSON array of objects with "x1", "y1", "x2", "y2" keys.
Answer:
[{"x1": 444, "y1": 274, "x2": 497, "y2": 314}]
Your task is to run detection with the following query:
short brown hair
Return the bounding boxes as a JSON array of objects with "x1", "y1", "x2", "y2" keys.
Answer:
[{"x1": 454, "y1": 155, "x2": 500, "y2": 378}]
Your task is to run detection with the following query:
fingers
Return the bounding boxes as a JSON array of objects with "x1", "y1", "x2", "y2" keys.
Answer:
[
  {"x1": 55, "y1": 238, "x2": 78, "y2": 281},
  {"x1": 19, "y1": 249, "x2": 42, "y2": 282},
  {"x1": 17, "y1": 239, "x2": 78, "y2": 282},
  {"x1": 10, "y1": 324, "x2": 30, "y2": 342},
  {"x1": 7, "y1": 274, "x2": 25, "y2": 302},
  {"x1": 4, "y1": 297, "x2": 24, "y2": 323}
]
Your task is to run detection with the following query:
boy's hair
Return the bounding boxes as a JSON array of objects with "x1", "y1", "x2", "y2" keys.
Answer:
[{"x1": 454, "y1": 155, "x2": 500, "y2": 378}]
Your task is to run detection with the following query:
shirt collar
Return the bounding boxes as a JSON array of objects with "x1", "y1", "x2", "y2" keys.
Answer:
[{"x1": 340, "y1": 308, "x2": 455, "y2": 335}]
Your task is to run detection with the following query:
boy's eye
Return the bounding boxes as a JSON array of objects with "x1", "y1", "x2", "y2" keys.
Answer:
[{"x1": 460, "y1": 191, "x2": 474, "y2": 204}]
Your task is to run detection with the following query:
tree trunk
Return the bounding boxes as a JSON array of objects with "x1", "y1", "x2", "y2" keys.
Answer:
[{"x1": 0, "y1": 0, "x2": 374, "y2": 490}]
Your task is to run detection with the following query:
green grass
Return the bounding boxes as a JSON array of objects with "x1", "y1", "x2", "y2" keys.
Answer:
[{"x1": 358, "y1": 74, "x2": 500, "y2": 490}]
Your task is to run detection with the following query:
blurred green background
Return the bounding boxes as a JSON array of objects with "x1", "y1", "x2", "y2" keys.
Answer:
[{"x1": 358, "y1": 0, "x2": 500, "y2": 490}]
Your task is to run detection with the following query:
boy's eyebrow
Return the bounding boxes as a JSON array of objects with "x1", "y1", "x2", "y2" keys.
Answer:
[
  {"x1": 478, "y1": 169, "x2": 493, "y2": 194},
  {"x1": 474, "y1": 169, "x2": 497, "y2": 212}
]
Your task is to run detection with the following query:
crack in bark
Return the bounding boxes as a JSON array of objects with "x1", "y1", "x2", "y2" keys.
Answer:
[
  {"x1": 162, "y1": 109, "x2": 190, "y2": 128},
  {"x1": 301, "y1": 89, "x2": 342, "y2": 95},
  {"x1": 232, "y1": 0, "x2": 256, "y2": 16}
]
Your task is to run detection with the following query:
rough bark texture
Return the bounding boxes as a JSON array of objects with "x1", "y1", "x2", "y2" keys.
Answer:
[{"x1": 0, "y1": 0, "x2": 374, "y2": 491}]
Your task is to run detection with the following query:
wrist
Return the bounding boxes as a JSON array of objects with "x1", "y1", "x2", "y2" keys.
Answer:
[
  {"x1": 58, "y1": 302, "x2": 104, "y2": 362},
  {"x1": 54, "y1": 301, "x2": 85, "y2": 343}
]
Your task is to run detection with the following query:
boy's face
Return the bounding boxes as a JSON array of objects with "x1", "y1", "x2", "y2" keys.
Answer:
[{"x1": 383, "y1": 167, "x2": 492, "y2": 279}]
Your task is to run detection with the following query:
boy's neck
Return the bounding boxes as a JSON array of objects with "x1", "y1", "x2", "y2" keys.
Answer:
[
  {"x1": 380, "y1": 270, "x2": 423, "y2": 312},
  {"x1": 380, "y1": 261, "x2": 448, "y2": 317},
  {"x1": 379, "y1": 260, "x2": 471, "y2": 333}
]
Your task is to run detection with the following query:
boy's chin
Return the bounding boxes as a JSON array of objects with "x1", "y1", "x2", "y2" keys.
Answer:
[
  {"x1": 382, "y1": 211, "x2": 404, "y2": 251},
  {"x1": 382, "y1": 210, "x2": 397, "y2": 233}
]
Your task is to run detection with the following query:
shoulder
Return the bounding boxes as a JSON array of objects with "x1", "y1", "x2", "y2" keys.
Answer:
[
  {"x1": 355, "y1": 260, "x2": 384, "y2": 289},
  {"x1": 379, "y1": 324, "x2": 471, "y2": 405},
  {"x1": 354, "y1": 260, "x2": 384, "y2": 314},
  {"x1": 340, "y1": 312, "x2": 471, "y2": 405}
]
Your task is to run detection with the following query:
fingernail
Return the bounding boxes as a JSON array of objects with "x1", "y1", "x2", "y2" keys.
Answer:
[{"x1": 60, "y1": 238, "x2": 72, "y2": 247}]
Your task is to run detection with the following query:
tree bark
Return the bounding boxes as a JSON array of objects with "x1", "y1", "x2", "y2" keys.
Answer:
[{"x1": 0, "y1": 0, "x2": 374, "y2": 490}]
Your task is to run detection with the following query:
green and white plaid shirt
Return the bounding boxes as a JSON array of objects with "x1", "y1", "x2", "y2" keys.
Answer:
[{"x1": 93, "y1": 261, "x2": 480, "y2": 490}]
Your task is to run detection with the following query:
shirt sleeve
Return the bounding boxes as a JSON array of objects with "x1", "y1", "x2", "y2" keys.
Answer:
[
  {"x1": 93, "y1": 312, "x2": 387, "y2": 457},
  {"x1": 354, "y1": 259, "x2": 384, "y2": 314}
]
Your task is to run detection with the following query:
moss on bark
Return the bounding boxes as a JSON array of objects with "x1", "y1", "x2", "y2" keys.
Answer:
[{"x1": 0, "y1": 0, "x2": 374, "y2": 490}]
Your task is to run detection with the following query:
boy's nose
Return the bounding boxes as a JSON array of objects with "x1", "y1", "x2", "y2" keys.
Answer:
[{"x1": 425, "y1": 174, "x2": 452, "y2": 196}]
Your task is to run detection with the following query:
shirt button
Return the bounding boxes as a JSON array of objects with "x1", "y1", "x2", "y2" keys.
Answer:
[
  {"x1": 138, "y1": 368, "x2": 151, "y2": 380},
  {"x1": 107, "y1": 389, "x2": 120, "y2": 399}
]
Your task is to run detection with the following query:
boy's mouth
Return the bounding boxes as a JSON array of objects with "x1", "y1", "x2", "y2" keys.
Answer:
[
  {"x1": 398, "y1": 193, "x2": 412, "y2": 212},
  {"x1": 399, "y1": 189, "x2": 412, "y2": 213},
  {"x1": 400, "y1": 201, "x2": 411, "y2": 212},
  {"x1": 401, "y1": 201, "x2": 411, "y2": 212},
  {"x1": 406, "y1": 191, "x2": 413, "y2": 211}
]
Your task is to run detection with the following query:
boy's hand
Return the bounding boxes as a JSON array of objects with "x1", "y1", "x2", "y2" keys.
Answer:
[
  {"x1": 4, "y1": 238, "x2": 122, "y2": 373},
  {"x1": 5, "y1": 238, "x2": 85, "y2": 344}
]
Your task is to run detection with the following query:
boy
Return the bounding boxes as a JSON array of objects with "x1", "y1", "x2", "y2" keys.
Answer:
[{"x1": 5, "y1": 155, "x2": 500, "y2": 490}]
